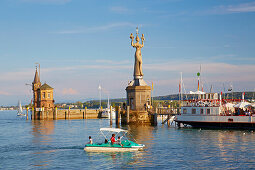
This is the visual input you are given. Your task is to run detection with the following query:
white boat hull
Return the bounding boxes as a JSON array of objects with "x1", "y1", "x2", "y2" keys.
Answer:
[
  {"x1": 175, "y1": 115, "x2": 255, "y2": 129},
  {"x1": 101, "y1": 109, "x2": 116, "y2": 119}
]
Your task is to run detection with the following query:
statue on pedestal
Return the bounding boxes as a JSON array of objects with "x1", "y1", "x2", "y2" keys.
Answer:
[{"x1": 130, "y1": 27, "x2": 145, "y2": 79}]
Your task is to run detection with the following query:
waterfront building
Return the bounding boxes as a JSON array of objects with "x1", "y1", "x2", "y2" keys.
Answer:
[{"x1": 32, "y1": 67, "x2": 54, "y2": 114}]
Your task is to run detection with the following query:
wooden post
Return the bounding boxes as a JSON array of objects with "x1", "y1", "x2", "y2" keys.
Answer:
[
  {"x1": 41, "y1": 107, "x2": 44, "y2": 120},
  {"x1": 167, "y1": 114, "x2": 170, "y2": 126},
  {"x1": 31, "y1": 107, "x2": 34, "y2": 120},
  {"x1": 65, "y1": 111, "x2": 67, "y2": 119},
  {"x1": 68, "y1": 107, "x2": 70, "y2": 119},
  {"x1": 26, "y1": 107, "x2": 29, "y2": 120},
  {"x1": 118, "y1": 106, "x2": 121, "y2": 125},
  {"x1": 85, "y1": 107, "x2": 87, "y2": 119},
  {"x1": 115, "y1": 106, "x2": 121, "y2": 126},
  {"x1": 126, "y1": 106, "x2": 130, "y2": 124},
  {"x1": 115, "y1": 106, "x2": 118, "y2": 125},
  {"x1": 110, "y1": 106, "x2": 112, "y2": 125},
  {"x1": 54, "y1": 107, "x2": 57, "y2": 120},
  {"x1": 154, "y1": 113, "x2": 157, "y2": 126},
  {"x1": 83, "y1": 111, "x2": 85, "y2": 119}
]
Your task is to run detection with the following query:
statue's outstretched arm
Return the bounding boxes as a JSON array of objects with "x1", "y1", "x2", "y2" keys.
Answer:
[
  {"x1": 141, "y1": 34, "x2": 145, "y2": 48},
  {"x1": 130, "y1": 33, "x2": 135, "y2": 47},
  {"x1": 131, "y1": 40, "x2": 135, "y2": 47}
]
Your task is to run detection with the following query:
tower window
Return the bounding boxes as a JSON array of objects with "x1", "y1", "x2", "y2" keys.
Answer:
[
  {"x1": 48, "y1": 93, "x2": 51, "y2": 98},
  {"x1": 43, "y1": 92, "x2": 46, "y2": 99}
]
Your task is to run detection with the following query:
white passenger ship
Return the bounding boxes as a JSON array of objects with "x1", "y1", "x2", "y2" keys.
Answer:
[{"x1": 175, "y1": 92, "x2": 255, "y2": 129}]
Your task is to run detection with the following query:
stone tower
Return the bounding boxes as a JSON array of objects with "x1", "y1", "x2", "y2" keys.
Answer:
[
  {"x1": 37, "y1": 83, "x2": 54, "y2": 111},
  {"x1": 32, "y1": 68, "x2": 41, "y2": 108},
  {"x1": 32, "y1": 67, "x2": 55, "y2": 119}
]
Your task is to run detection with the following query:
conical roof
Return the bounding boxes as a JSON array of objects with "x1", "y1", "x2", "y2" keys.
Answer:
[
  {"x1": 33, "y1": 69, "x2": 40, "y2": 84},
  {"x1": 40, "y1": 83, "x2": 53, "y2": 90}
]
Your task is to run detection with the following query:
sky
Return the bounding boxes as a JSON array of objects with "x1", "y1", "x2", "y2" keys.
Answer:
[{"x1": 0, "y1": 0, "x2": 255, "y2": 106}]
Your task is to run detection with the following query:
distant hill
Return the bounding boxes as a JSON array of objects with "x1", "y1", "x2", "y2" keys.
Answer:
[{"x1": 55, "y1": 91, "x2": 254, "y2": 109}]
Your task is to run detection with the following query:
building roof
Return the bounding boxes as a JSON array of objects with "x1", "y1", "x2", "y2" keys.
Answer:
[
  {"x1": 33, "y1": 69, "x2": 40, "y2": 84},
  {"x1": 40, "y1": 83, "x2": 53, "y2": 90}
]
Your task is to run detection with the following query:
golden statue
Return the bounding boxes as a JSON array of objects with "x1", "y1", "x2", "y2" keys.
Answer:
[{"x1": 130, "y1": 27, "x2": 145, "y2": 79}]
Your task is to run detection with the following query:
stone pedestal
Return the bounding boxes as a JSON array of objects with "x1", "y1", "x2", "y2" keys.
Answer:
[
  {"x1": 125, "y1": 78, "x2": 152, "y2": 124},
  {"x1": 126, "y1": 85, "x2": 151, "y2": 111},
  {"x1": 121, "y1": 110, "x2": 153, "y2": 124}
]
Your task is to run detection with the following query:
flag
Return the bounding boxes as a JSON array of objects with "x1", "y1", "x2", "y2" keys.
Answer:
[
  {"x1": 152, "y1": 82, "x2": 154, "y2": 91},
  {"x1": 197, "y1": 79, "x2": 199, "y2": 91}
]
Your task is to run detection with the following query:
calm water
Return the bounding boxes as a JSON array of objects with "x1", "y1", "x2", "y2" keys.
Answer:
[{"x1": 1, "y1": 111, "x2": 255, "y2": 169}]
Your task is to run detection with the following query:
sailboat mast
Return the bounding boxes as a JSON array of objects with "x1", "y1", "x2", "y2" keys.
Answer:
[
  {"x1": 181, "y1": 72, "x2": 183, "y2": 102},
  {"x1": 107, "y1": 94, "x2": 110, "y2": 109}
]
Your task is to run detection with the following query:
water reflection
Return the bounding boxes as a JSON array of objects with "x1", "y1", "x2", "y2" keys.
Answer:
[{"x1": 31, "y1": 120, "x2": 55, "y2": 167}]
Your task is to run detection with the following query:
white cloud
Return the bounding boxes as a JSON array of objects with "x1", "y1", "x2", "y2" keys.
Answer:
[
  {"x1": 227, "y1": 2, "x2": 255, "y2": 13},
  {"x1": 204, "y1": 2, "x2": 255, "y2": 15},
  {"x1": 61, "y1": 88, "x2": 78, "y2": 95},
  {"x1": 0, "y1": 91, "x2": 10, "y2": 96},
  {"x1": 55, "y1": 22, "x2": 136, "y2": 34}
]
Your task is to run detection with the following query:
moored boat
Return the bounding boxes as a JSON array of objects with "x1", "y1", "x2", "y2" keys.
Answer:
[{"x1": 175, "y1": 92, "x2": 255, "y2": 129}]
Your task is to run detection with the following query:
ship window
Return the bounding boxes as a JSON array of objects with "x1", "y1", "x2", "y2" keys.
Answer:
[
  {"x1": 200, "y1": 109, "x2": 203, "y2": 114},
  {"x1": 183, "y1": 108, "x2": 187, "y2": 114},
  {"x1": 192, "y1": 109, "x2": 196, "y2": 114},
  {"x1": 207, "y1": 109, "x2": 210, "y2": 115}
]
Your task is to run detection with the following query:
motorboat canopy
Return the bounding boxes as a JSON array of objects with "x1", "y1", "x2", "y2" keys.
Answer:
[{"x1": 100, "y1": 128, "x2": 128, "y2": 133}]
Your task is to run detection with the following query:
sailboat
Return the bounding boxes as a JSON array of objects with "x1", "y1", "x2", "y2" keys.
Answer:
[{"x1": 17, "y1": 100, "x2": 25, "y2": 116}]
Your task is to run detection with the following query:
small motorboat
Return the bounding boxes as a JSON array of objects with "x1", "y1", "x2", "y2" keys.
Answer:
[
  {"x1": 101, "y1": 108, "x2": 116, "y2": 119},
  {"x1": 84, "y1": 128, "x2": 145, "y2": 152}
]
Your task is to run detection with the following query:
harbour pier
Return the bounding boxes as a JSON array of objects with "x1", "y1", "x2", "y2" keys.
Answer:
[{"x1": 31, "y1": 108, "x2": 101, "y2": 120}]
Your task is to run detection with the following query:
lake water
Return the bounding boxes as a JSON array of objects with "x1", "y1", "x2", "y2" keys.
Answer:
[{"x1": 1, "y1": 110, "x2": 255, "y2": 169}]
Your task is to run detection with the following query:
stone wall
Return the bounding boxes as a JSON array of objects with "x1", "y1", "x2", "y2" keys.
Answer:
[{"x1": 32, "y1": 109, "x2": 101, "y2": 120}]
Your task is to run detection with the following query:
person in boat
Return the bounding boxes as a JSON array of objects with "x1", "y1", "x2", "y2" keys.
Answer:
[
  {"x1": 110, "y1": 134, "x2": 116, "y2": 144},
  {"x1": 116, "y1": 136, "x2": 123, "y2": 147},
  {"x1": 87, "y1": 136, "x2": 93, "y2": 144}
]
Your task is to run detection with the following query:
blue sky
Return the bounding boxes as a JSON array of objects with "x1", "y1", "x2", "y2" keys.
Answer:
[{"x1": 0, "y1": 0, "x2": 255, "y2": 105}]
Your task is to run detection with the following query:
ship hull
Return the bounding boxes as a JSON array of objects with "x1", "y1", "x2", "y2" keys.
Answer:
[{"x1": 175, "y1": 115, "x2": 255, "y2": 129}]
